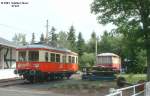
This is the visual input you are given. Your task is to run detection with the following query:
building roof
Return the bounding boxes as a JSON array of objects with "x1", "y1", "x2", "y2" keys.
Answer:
[
  {"x1": 0, "y1": 37, "x2": 17, "y2": 48},
  {"x1": 97, "y1": 53, "x2": 119, "y2": 57}
]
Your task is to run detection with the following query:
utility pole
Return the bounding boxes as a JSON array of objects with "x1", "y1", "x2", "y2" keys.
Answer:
[
  {"x1": 45, "y1": 20, "x2": 49, "y2": 43},
  {"x1": 95, "y1": 37, "x2": 98, "y2": 65}
]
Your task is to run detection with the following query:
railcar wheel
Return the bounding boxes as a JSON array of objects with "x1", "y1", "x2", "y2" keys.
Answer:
[{"x1": 23, "y1": 75, "x2": 34, "y2": 83}]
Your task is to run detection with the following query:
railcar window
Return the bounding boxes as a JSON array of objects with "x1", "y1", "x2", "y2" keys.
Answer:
[
  {"x1": 18, "y1": 51, "x2": 26, "y2": 61},
  {"x1": 69, "y1": 56, "x2": 71, "y2": 63},
  {"x1": 62, "y1": 55, "x2": 66, "y2": 63},
  {"x1": 56, "y1": 54, "x2": 60, "y2": 62},
  {"x1": 45, "y1": 52, "x2": 48, "y2": 62},
  {"x1": 72, "y1": 57, "x2": 75, "y2": 63},
  {"x1": 29, "y1": 51, "x2": 39, "y2": 61},
  {"x1": 51, "y1": 53, "x2": 55, "y2": 62}
]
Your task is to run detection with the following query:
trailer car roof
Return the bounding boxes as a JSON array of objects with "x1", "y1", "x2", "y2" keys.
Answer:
[
  {"x1": 97, "y1": 53, "x2": 119, "y2": 57},
  {"x1": 17, "y1": 44, "x2": 77, "y2": 55}
]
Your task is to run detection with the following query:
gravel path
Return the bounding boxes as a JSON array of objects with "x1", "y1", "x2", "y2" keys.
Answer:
[{"x1": 0, "y1": 87, "x2": 70, "y2": 96}]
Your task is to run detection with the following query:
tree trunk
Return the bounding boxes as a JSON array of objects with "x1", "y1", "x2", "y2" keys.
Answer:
[
  {"x1": 140, "y1": 6, "x2": 150, "y2": 80},
  {"x1": 146, "y1": 35, "x2": 150, "y2": 81},
  {"x1": 147, "y1": 47, "x2": 150, "y2": 81}
]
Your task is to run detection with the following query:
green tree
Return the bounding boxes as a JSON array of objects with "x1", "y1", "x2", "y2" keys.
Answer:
[
  {"x1": 31, "y1": 32, "x2": 35, "y2": 44},
  {"x1": 12, "y1": 33, "x2": 27, "y2": 45},
  {"x1": 87, "y1": 31, "x2": 97, "y2": 53},
  {"x1": 80, "y1": 52, "x2": 95, "y2": 67},
  {"x1": 99, "y1": 31, "x2": 112, "y2": 53},
  {"x1": 77, "y1": 32, "x2": 85, "y2": 56},
  {"x1": 57, "y1": 31, "x2": 70, "y2": 48},
  {"x1": 40, "y1": 33, "x2": 45, "y2": 42},
  {"x1": 50, "y1": 27, "x2": 58, "y2": 46},
  {"x1": 98, "y1": 31, "x2": 122, "y2": 54},
  {"x1": 67, "y1": 25, "x2": 76, "y2": 51},
  {"x1": 91, "y1": 0, "x2": 150, "y2": 80},
  {"x1": 136, "y1": 49, "x2": 147, "y2": 73},
  {"x1": 76, "y1": 32, "x2": 86, "y2": 67}
]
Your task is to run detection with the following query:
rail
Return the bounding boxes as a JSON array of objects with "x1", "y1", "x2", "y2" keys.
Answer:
[{"x1": 106, "y1": 83, "x2": 145, "y2": 96}]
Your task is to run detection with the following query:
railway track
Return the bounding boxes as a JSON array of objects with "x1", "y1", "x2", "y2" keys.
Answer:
[{"x1": 0, "y1": 78, "x2": 27, "y2": 87}]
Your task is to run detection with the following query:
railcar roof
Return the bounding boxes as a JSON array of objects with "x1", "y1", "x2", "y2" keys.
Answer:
[
  {"x1": 97, "y1": 53, "x2": 119, "y2": 57},
  {"x1": 17, "y1": 44, "x2": 74, "y2": 53}
]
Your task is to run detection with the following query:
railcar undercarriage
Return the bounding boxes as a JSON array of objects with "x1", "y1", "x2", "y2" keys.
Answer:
[
  {"x1": 15, "y1": 70, "x2": 74, "y2": 83},
  {"x1": 81, "y1": 66, "x2": 117, "y2": 81}
]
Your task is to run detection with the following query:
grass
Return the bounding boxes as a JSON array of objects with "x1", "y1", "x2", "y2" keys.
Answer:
[
  {"x1": 48, "y1": 79, "x2": 103, "y2": 89},
  {"x1": 118, "y1": 74, "x2": 146, "y2": 83},
  {"x1": 47, "y1": 79, "x2": 116, "y2": 90},
  {"x1": 46, "y1": 74, "x2": 146, "y2": 90}
]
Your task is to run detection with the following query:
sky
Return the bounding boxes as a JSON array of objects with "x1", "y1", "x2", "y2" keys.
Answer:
[{"x1": 0, "y1": 0, "x2": 114, "y2": 42}]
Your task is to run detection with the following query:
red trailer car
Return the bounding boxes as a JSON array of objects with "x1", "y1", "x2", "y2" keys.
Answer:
[{"x1": 15, "y1": 44, "x2": 78, "y2": 82}]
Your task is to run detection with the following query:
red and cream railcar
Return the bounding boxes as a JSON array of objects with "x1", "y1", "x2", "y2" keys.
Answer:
[
  {"x1": 15, "y1": 44, "x2": 78, "y2": 82},
  {"x1": 96, "y1": 53, "x2": 121, "y2": 72}
]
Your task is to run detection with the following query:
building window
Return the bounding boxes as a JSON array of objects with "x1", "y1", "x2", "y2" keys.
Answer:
[
  {"x1": 51, "y1": 53, "x2": 55, "y2": 62},
  {"x1": 29, "y1": 51, "x2": 39, "y2": 61},
  {"x1": 45, "y1": 52, "x2": 48, "y2": 62},
  {"x1": 56, "y1": 54, "x2": 60, "y2": 62},
  {"x1": 18, "y1": 51, "x2": 26, "y2": 61}
]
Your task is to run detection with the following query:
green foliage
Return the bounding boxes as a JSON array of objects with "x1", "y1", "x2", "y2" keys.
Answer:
[
  {"x1": 50, "y1": 27, "x2": 57, "y2": 46},
  {"x1": 12, "y1": 23, "x2": 148, "y2": 74},
  {"x1": 67, "y1": 25, "x2": 77, "y2": 51},
  {"x1": 91, "y1": 0, "x2": 150, "y2": 26},
  {"x1": 31, "y1": 32, "x2": 35, "y2": 44},
  {"x1": 77, "y1": 32, "x2": 85, "y2": 56},
  {"x1": 80, "y1": 52, "x2": 95, "y2": 67},
  {"x1": 87, "y1": 31, "x2": 97, "y2": 53},
  {"x1": 47, "y1": 26, "x2": 58, "y2": 46},
  {"x1": 57, "y1": 31, "x2": 70, "y2": 48},
  {"x1": 91, "y1": 0, "x2": 150, "y2": 78},
  {"x1": 40, "y1": 33, "x2": 45, "y2": 42},
  {"x1": 98, "y1": 31, "x2": 122, "y2": 54},
  {"x1": 12, "y1": 33, "x2": 27, "y2": 45},
  {"x1": 118, "y1": 74, "x2": 146, "y2": 83},
  {"x1": 135, "y1": 50, "x2": 147, "y2": 73}
]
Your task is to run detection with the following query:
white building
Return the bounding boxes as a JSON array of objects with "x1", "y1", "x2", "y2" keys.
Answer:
[{"x1": 0, "y1": 37, "x2": 16, "y2": 69}]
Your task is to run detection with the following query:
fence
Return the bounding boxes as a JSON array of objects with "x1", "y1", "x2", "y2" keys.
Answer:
[{"x1": 106, "y1": 83, "x2": 145, "y2": 96}]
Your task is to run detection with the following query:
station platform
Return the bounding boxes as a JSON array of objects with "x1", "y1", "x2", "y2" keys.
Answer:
[{"x1": 0, "y1": 69, "x2": 19, "y2": 80}]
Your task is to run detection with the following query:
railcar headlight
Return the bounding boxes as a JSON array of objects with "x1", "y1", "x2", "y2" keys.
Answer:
[{"x1": 33, "y1": 64, "x2": 40, "y2": 68}]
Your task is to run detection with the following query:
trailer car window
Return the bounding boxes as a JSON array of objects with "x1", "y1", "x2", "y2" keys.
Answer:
[
  {"x1": 62, "y1": 55, "x2": 66, "y2": 63},
  {"x1": 69, "y1": 56, "x2": 71, "y2": 63},
  {"x1": 49, "y1": 53, "x2": 51, "y2": 62},
  {"x1": 56, "y1": 54, "x2": 60, "y2": 62},
  {"x1": 18, "y1": 51, "x2": 26, "y2": 61},
  {"x1": 72, "y1": 57, "x2": 75, "y2": 63},
  {"x1": 29, "y1": 51, "x2": 39, "y2": 61},
  {"x1": 51, "y1": 53, "x2": 55, "y2": 62},
  {"x1": 76, "y1": 57, "x2": 78, "y2": 64},
  {"x1": 45, "y1": 52, "x2": 48, "y2": 62}
]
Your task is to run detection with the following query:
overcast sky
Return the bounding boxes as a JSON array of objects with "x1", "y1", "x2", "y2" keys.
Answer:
[{"x1": 0, "y1": 0, "x2": 114, "y2": 42}]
